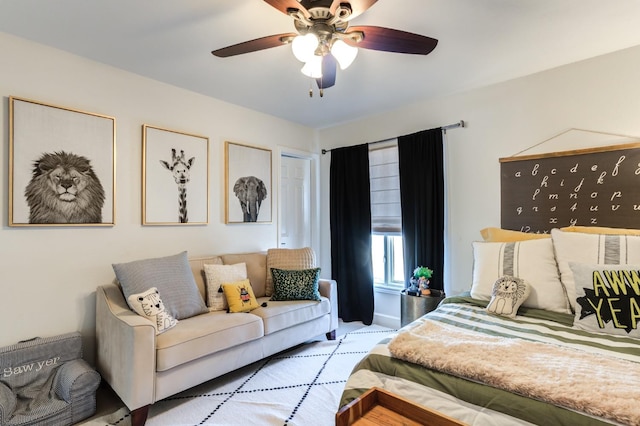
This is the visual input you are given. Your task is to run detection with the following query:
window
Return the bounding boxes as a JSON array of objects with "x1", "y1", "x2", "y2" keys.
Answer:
[
  {"x1": 369, "y1": 143, "x2": 401, "y2": 233},
  {"x1": 370, "y1": 141, "x2": 405, "y2": 290},
  {"x1": 372, "y1": 233, "x2": 405, "y2": 290}
]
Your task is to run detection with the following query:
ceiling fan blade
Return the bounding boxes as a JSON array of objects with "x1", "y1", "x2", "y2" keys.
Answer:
[
  {"x1": 263, "y1": 0, "x2": 310, "y2": 18},
  {"x1": 212, "y1": 33, "x2": 297, "y2": 57},
  {"x1": 346, "y1": 26, "x2": 438, "y2": 55},
  {"x1": 316, "y1": 54, "x2": 337, "y2": 89},
  {"x1": 330, "y1": 0, "x2": 378, "y2": 20}
]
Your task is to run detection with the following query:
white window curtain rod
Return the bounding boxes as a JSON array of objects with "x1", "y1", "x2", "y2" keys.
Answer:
[{"x1": 321, "y1": 120, "x2": 465, "y2": 154}]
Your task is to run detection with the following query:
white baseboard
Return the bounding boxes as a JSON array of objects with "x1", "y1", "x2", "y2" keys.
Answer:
[{"x1": 373, "y1": 313, "x2": 401, "y2": 330}]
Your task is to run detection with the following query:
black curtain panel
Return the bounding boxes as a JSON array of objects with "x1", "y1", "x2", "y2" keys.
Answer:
[
  {"x1": 329, "y1": 144, "x2": 374, "y2": 324},
  {"x1": 398, "y1": 128, "x2": 445, "y2": 291}
]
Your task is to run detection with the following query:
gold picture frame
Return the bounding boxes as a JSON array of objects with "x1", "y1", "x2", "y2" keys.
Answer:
[
  {"x1": 9, "y1": 96, "x2": 116, "y2": 227},
  {"x1": 225, "y1": 141, "x2": 272, "y2": 224},
  {"x1": 142, "y1": 124, "x2": 209, "y2": 225}
]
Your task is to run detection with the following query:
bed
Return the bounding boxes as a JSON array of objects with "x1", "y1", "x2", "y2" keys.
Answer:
[{"x1": 338, "y1": 226, "x2": 640, "y2": 426}]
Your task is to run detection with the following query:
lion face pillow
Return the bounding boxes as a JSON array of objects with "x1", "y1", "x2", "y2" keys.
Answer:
[
  {"x1": 486, "y1": 276, "x2": 531, "y2": 319},
  {"x1": 127, "y1": 287, "x2": 178, "y2": 334}
]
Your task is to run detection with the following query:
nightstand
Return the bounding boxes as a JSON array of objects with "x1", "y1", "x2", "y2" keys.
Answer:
[{"x1": 400, "y1": 289, "x2": 445, "y2": 327}]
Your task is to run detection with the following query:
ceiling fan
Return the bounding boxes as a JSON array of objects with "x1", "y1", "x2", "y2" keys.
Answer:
[{"x1": 211, "y1": 0, "x2": 438, "y2": 96}]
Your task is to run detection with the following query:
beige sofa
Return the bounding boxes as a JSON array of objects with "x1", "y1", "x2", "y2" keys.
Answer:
[{"x1": 95, "y1": 251, "x2": 338, "y2": 426}]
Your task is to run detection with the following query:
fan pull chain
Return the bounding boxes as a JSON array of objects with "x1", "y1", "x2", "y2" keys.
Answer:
[{"x1": 307, "y1": 78, "x2": 324, "y2": 98}]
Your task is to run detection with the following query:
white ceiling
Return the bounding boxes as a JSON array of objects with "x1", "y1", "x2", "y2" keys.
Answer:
[{"x1": 2, "y1": 0, "x2": 640, "y2": 129}]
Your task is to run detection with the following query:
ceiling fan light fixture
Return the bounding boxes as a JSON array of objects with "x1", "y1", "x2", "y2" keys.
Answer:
[
  {"x1": 211, "y1": 1, "x2": 439, "y2": 95},
  {"x1": 291, "y1": 33, "x2": 319, "y2": 62},
  {"x1": 301, "y1": 55, "x2": 323, "y2": 78},
  {"x1": 330, "y1": 39, "x2": 358, "y2": 70}
]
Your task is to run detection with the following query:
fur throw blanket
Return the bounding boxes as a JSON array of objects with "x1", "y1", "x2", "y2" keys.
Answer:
[{"x1": 388, "y1": 319, "x2": 640, "y2": 425}]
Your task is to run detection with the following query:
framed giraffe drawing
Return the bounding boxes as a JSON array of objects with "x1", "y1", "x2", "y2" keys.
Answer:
[
  {"x1": 225, "y1": 141, "x2": 272, "y2": 224},
  {"x1": 142, "y1": 124, "x2": 209, "y2": 225}
]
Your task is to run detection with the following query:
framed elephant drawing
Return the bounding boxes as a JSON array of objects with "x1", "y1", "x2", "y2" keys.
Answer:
[{"x1": 225, "y1": 141, "x2": 272, "y2": 224}]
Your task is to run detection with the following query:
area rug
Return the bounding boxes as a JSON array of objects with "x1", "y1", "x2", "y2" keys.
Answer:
[{"x1": 87, "y1": 325, "x2": 392, "y2": 426}]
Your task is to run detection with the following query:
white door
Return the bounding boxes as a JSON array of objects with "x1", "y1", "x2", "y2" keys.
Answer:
[{"x1": 280, "y1": 155, "x2": 311, "y2": 249}]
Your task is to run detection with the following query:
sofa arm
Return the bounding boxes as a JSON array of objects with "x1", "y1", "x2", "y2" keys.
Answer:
[
  {"x1": 0, "y1": 381, "x2": 16, "y2": 425},
  {"x1": 53, "y1": 359, "x2": 101, "y2": 403},
  {"x1": 319, "y1": 279, "x2": 339, "y2": 333},
  {"x1": 96, "y1": 284, "x2": 157, "y2": 411}
]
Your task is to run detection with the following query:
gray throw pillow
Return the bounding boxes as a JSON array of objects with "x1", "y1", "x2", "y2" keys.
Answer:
[{"x1": 113, "y1": 251, "x2": 207, "y2": 320}]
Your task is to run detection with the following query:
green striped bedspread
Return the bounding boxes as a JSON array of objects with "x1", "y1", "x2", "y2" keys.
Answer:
[{"x1": 339, "y1": 296, "x2": 640, "y2": 425}]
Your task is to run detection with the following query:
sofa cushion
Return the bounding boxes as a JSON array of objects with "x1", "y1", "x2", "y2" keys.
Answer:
[
  {"x1": 155, "y1": 311, "x2": 264, "y2": 371},
  {"x1": 188, "y1": 256, "x2": 224, "y2": 301},
  {"x1": 265, "y1": 248, "x2": 316, "y2": 297},
  {"x1": 203, "y1": 263, "x2": 247, "y2": 311},
  {"x1": 270, "y1": 268, "x2": 321, "y2": 301},
  {"x1": 251, "y1": 296, "x2": 330, "y2": 335},
  {"x1": 222, "y1": 279, "x2": 260, "y2": 313},
  {"x1": 220, "y1": 253, "x2": 267, "y2": 297},
  {"x1": 113, "y1": 251, "x2": 208, "y2": 320},
  {"x1": 127, "y1": 287, "x2": 178, "y2": 335}
]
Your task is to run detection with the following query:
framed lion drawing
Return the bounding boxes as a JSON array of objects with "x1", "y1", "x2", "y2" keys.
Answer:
[{"x1": 9, "y1": 96, "x2": 116, "y2": 226}]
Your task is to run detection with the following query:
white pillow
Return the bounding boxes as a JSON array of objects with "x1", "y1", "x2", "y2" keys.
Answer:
[
  {"x1": 471, "y1": 238, "x2": 569, "y2": 313},
  {"x1": 551, "y1": 228, "x2": 640, "y2": 313},
  {"x1": 203, "y1": 263, "x2": 247, "y2": 311},
  {"x1": 569, "y1": 262, "x2": 640, "y2": 338},
  {"x1": 127, "y1": 287, "x2": 178, "y2": 335}
]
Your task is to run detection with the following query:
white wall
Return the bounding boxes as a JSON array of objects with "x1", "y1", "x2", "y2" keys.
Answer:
[
  {"x1": 0, "y1": 33, "x2": 317, "y2": 357},
  {"x1": 319, "y1": 45, "x2": 640, "y2": 328},
  {"x1": 4, "y1": 30, "x2": 640, "y2": 347}
]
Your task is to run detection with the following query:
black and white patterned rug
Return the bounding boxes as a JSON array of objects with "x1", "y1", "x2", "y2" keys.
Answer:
[{"x1": 90, "y1": 325, "x2": 392, "y2": 426}]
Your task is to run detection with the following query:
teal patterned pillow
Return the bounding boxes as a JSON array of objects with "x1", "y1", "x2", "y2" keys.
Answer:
[{"x1": 270, "y1": 268, "x2": 321, "y2": 301}]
